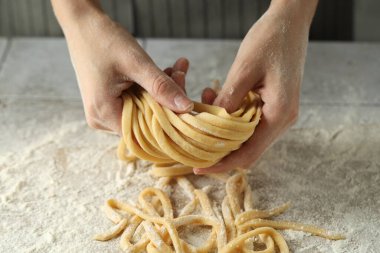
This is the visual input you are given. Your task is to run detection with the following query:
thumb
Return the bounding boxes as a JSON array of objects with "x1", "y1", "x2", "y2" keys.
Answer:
[
  {"x1": 134, "y1": 65, "x2": 193, "y2": 113},
  {"x1": 214, "y1": 58, "x2": 262, "y2": 113}
]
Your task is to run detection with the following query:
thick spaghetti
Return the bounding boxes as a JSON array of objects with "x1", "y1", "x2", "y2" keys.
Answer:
[
  {"x1": 94, "y1": 88, "x2": 344, "y2": 252},
  {"x1": 117, "y1": 86, "x2": 262, "y2": 177},
  {"x1": 94, "y1": 171, "x2": 344, "y2": 252}
]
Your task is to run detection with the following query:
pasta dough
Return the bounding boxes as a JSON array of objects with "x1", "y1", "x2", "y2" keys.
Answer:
[{"x1": 117, "y1": 86, "x2": 262, "y2": 176}]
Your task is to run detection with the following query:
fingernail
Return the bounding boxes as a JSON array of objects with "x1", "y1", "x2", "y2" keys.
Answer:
[{"x1": 174, "y1": 94, "x2": 193, "y2": 111}]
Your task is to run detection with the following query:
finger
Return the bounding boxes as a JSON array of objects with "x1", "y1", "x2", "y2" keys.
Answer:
[
  {"x1": 193, "y1": 107, "x2": 283, "y2": 174},
  {"x1": 172, "y1": 57, "x2": 189, "y2": 92},
  {"x1": 171, "y1": 71, "x2": 186, "y2": 93},
  {"x1": 193, "y1": 122, "x2": 271, "y2": 175},
  {"x1": 85, "y1": 115, "x2": 113, "y2": 132},
  {"x1": 135, "y1": 65, "x2": 193, "y2": 113},
  {"x1": 84, "y1": 79, "x2": 135, "y2": 135},
  {"x1": 162, "y1": 57, "x2": 189, "y2": 95},
  {"x1": 172, "y1": 57, "x2": 189, "y2": 74},
  {"x1": 214, "y1": 58, "x2": 263, "y2": 113},
  {"x1": 201, "y1": 88, "x2": 217, "y2": 105},
  {"x1": 84, "y1": 95, "x2": 124, "y2": 135},
  {"x1": 104, "y1": 96, "x2": 124, "y2": 135},
  {"x1": 164, "y1": 66, "x2": 185, "y2": 92},
  {"x1": 163, "y1": 67, "x2": 173, "y2": 76}
]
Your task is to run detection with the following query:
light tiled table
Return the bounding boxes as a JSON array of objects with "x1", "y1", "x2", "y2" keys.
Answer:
[{"x1": 0, "y1": 38, "x2": 379, "y2": 252}]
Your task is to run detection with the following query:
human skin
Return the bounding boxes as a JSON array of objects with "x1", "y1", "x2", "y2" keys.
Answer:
[
  {"x1": 194, "y1": 0, "x2": 319, "y2": 174},
  {"x1": 51, "y1": 0, "x2": 193, "y2": 134},
  {"x1": 52, "y1": 0, "x2": 318, "y2": 173}
]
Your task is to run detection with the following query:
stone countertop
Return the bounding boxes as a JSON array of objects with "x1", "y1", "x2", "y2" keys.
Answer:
[{"x1": 0, "y1": 38, "x2": 379, "y2": 253}]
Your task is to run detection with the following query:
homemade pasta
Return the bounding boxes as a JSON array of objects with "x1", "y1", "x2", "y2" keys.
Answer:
[
  {"x1": 94, "y1": 171, "x2": 345, "y2": 252},
  {"x1": 117, "y1": 86, "x2": 262, "y2": 177},
  {"x1": 94, "y1": 87, "x2": 344, "y2": 252}
]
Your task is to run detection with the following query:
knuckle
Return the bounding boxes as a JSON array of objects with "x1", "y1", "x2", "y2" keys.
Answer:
[
  {"x1": 85, "y1": 104, "x2": 102, "y2": 129},
  {"x1": 85, "y1": 99, "x2": 122, "y2": 131},
  {"x1": 217, "y1": 89, "x2": 239, "y2": 113},
  {"x1": 219, "y1": 97, "x2": 235, "y2": 113},
  {"x1": 86, "y1": 115, "x2": 101, "y2": 129},
  {"x1": 151, "y1": 74, "x2": 171, "y2": 97}
]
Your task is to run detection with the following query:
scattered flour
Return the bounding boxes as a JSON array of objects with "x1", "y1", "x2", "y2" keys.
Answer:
[{"x1": 1, "y1": 97, "x2": 379, "y2": 252}]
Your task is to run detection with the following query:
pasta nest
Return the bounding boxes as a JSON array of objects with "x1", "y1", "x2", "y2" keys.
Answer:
[{"x1": 118, "y1": 86, "x2": 262, "y2": 176}]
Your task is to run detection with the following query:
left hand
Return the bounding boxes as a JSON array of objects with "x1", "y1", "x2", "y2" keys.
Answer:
[{"x1": 194, "y1": 1, "x2": 317, "y2": 174}]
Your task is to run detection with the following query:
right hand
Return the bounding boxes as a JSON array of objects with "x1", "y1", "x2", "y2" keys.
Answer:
[{"x1": 63, "y1": 10, "x2": 193, "y2": 134}]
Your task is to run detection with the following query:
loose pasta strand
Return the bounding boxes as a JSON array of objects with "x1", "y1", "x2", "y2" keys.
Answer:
[{"x1": 94, "y1": 171, "x2": 344, "y2": 253}]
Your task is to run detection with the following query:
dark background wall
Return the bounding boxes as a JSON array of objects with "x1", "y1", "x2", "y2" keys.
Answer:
[{"x1": 0, "y1": 0, "x2": 378, "y2": 41}]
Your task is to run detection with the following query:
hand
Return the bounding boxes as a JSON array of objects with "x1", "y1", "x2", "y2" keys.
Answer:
[
  {"x1": 54, "y1": 2, "x2": 193, "y2": 134},
  {"x1": 195, "y1": 1, "x2": 318, "y2": 174}
]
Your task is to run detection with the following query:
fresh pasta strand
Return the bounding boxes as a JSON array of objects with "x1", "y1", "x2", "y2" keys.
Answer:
[
  {"x1": 94, "y1": 171, "x2": 345, "y2": 252},
  {"x1": 237, "y1": 219, "x2": 345, "y2": 240},
  {"x1": 118, "y1": 86, "x2": 262, "y2": 177},
  {"x1": 93, "y1": 87, "x2": 344, "y2": 252}
]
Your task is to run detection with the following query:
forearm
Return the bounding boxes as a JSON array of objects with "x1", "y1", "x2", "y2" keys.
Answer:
[
  {"x1": 269, "y1": 0, "x2": 319, "y2": 30},
  {"x1": 51, "y1": 0, "x2": 105, "y2": 33}
]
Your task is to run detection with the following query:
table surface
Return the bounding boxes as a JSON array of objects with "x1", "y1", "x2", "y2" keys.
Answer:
[{"x1": 0, "y1": 38, "x2": 379, "y2": 253}]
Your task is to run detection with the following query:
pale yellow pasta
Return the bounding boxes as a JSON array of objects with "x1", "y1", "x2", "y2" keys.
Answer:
[
  {"x1": 219, "y1": 227, "x2": 289, "y2": 253},
  {"x1": 94, "y1": 88, "x2": 344, "y2": 252},
  {"x1": 95, "y1": 171, "x2": 344, "y2": 252},
  {"x1": 142, "y1": 220, "x2": 174, "y2": 253},
  {"x1": 102, "y1": 199, "x2": 124, "y2": 224},
  {"x1": 118, "y1": 86, "x2": 262, "y2": 176},
  {"x1": 235, "y1": 203, "x2": 291, "y2": 226},
  {"x1": 237, "y1": 219, "x2": 345, "y2": 240},
  {"x1": 93, "y1": 218, "x2": 128, "y2": 241}
]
